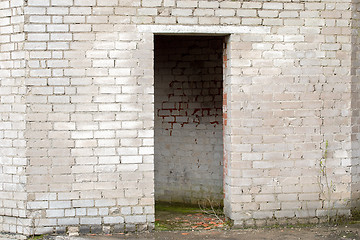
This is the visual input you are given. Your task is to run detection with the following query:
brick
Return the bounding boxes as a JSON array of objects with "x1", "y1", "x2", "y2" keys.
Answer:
[
  {"x1": 263, "y1": 2, "x2": 283, "y2": 10},
  {"x1": 28, "y1": 0, "x2": 50, "y2": 6},
  {"x1": 46, "y1": 209, "x2": 65, "y2": 217},
  {"x1": 95, "y1": 199, "x2": 116, "y2": 207},
  {"x1": 104, "y1": 216, "x2": 124, "y2": 224},
  {"x1": 49, "y1": 201, "x2": 71, "y2": 209}
]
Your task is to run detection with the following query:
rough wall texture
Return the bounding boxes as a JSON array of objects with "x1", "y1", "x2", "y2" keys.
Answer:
[
  {"x1": 223, "y1": 2, "x2": 353, "y2": 225},
  {"x1": 154, "y1": 36, "x2": 223, "y2": 205},
  {"x1": 0, "y1": 0, "x2": 359, "y2": 235},
  {"x1": 23, "y1": 0, "x2": 154, "y2": 235},
  {"x1": 351, "y1": 0, "x2": 360, "y2": 212},
  {"x1": 0, "y1": 0, "x2": 27, "y2": 234}
]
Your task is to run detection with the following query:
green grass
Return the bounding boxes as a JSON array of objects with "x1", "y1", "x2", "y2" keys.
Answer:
[
  {"x1": 28, "y1": 235, "x2": 44, "y2": 240},
  {"x1": 154, "y1": 221, "x2": 172, "y2": 231},
  {"x1": 155, "y1": 202, "x2": 202, "y2": 214}
]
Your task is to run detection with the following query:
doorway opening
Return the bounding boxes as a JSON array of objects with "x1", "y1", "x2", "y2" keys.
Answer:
[{"x1": 154, "y1": 35, "x2": 225, "y2": 216}]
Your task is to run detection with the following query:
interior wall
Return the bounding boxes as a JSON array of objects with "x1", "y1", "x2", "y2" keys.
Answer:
[{"x1": 154, "y1": 36, "x2": 224, "y2": 205}]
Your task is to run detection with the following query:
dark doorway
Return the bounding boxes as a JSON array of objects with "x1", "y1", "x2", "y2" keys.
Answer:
[{"x1": 154, "y1": 35, "x2": 224, "y2": 206}]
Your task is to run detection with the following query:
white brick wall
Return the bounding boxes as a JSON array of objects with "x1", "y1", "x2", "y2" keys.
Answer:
[
  {"x1": 22, "y1": 0, "x2": 154, "y2": 233},
  {"x1": 0, "y1": 0, "x2": 27, "y2": 234},
  {"x1": 222, "y1": 0, "x2": 354, "y2": 225},
  {"x1": 351, "y1": 0, "x2": 360, "y2": 213},
  {"x1": 0, "y1": 0, "x2": 359, "y2": 235}
]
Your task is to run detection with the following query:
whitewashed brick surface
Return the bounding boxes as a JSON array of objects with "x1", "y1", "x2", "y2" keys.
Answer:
[
  {"x1": 0, "y1": 0, "x2": 27, "y2": 234},
  {"x1": 0, "y1": 0, "x2": 359, "y2": 235}
]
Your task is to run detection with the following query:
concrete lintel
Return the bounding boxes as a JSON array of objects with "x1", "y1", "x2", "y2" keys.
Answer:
[{"x1": 137, "y1": 25, "x2": 271, "y2": 35}]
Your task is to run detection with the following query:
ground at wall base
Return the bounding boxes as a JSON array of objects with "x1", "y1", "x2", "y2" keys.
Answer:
[
  {"x1": 24, "y1": 204, "x2": 360, "y2": 239},
  {"x1": 17, "y1": 221, "x2": 360, "y2": 240},
  {"x1": 154, "y1": 201, "x2": 228, "y2": 231}
]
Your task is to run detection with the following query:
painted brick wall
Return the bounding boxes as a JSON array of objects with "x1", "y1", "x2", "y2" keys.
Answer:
[
  {"x1": 0, "y1": 0, "x2": 359, "y2": 235},
  {"x1": 223, "y1": 1, "x2": 354, "y2": 225},
  {"x1": 154, "y1": 36, "x2": 223, "y2": 205},
  {"x1": 351, "y1": 1, "x2": 360, "y2": 212},
  {"x1": 0, "y1": 0, "x2": 27, "y2": 234},
  {"x1": 22, "y1": 0, "x2": 154, "y2": 235}
]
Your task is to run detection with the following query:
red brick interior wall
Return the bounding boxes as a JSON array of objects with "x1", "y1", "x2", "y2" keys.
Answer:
[{"x1": 154, "y1": 35, "x2": 224, "y2": 204}]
